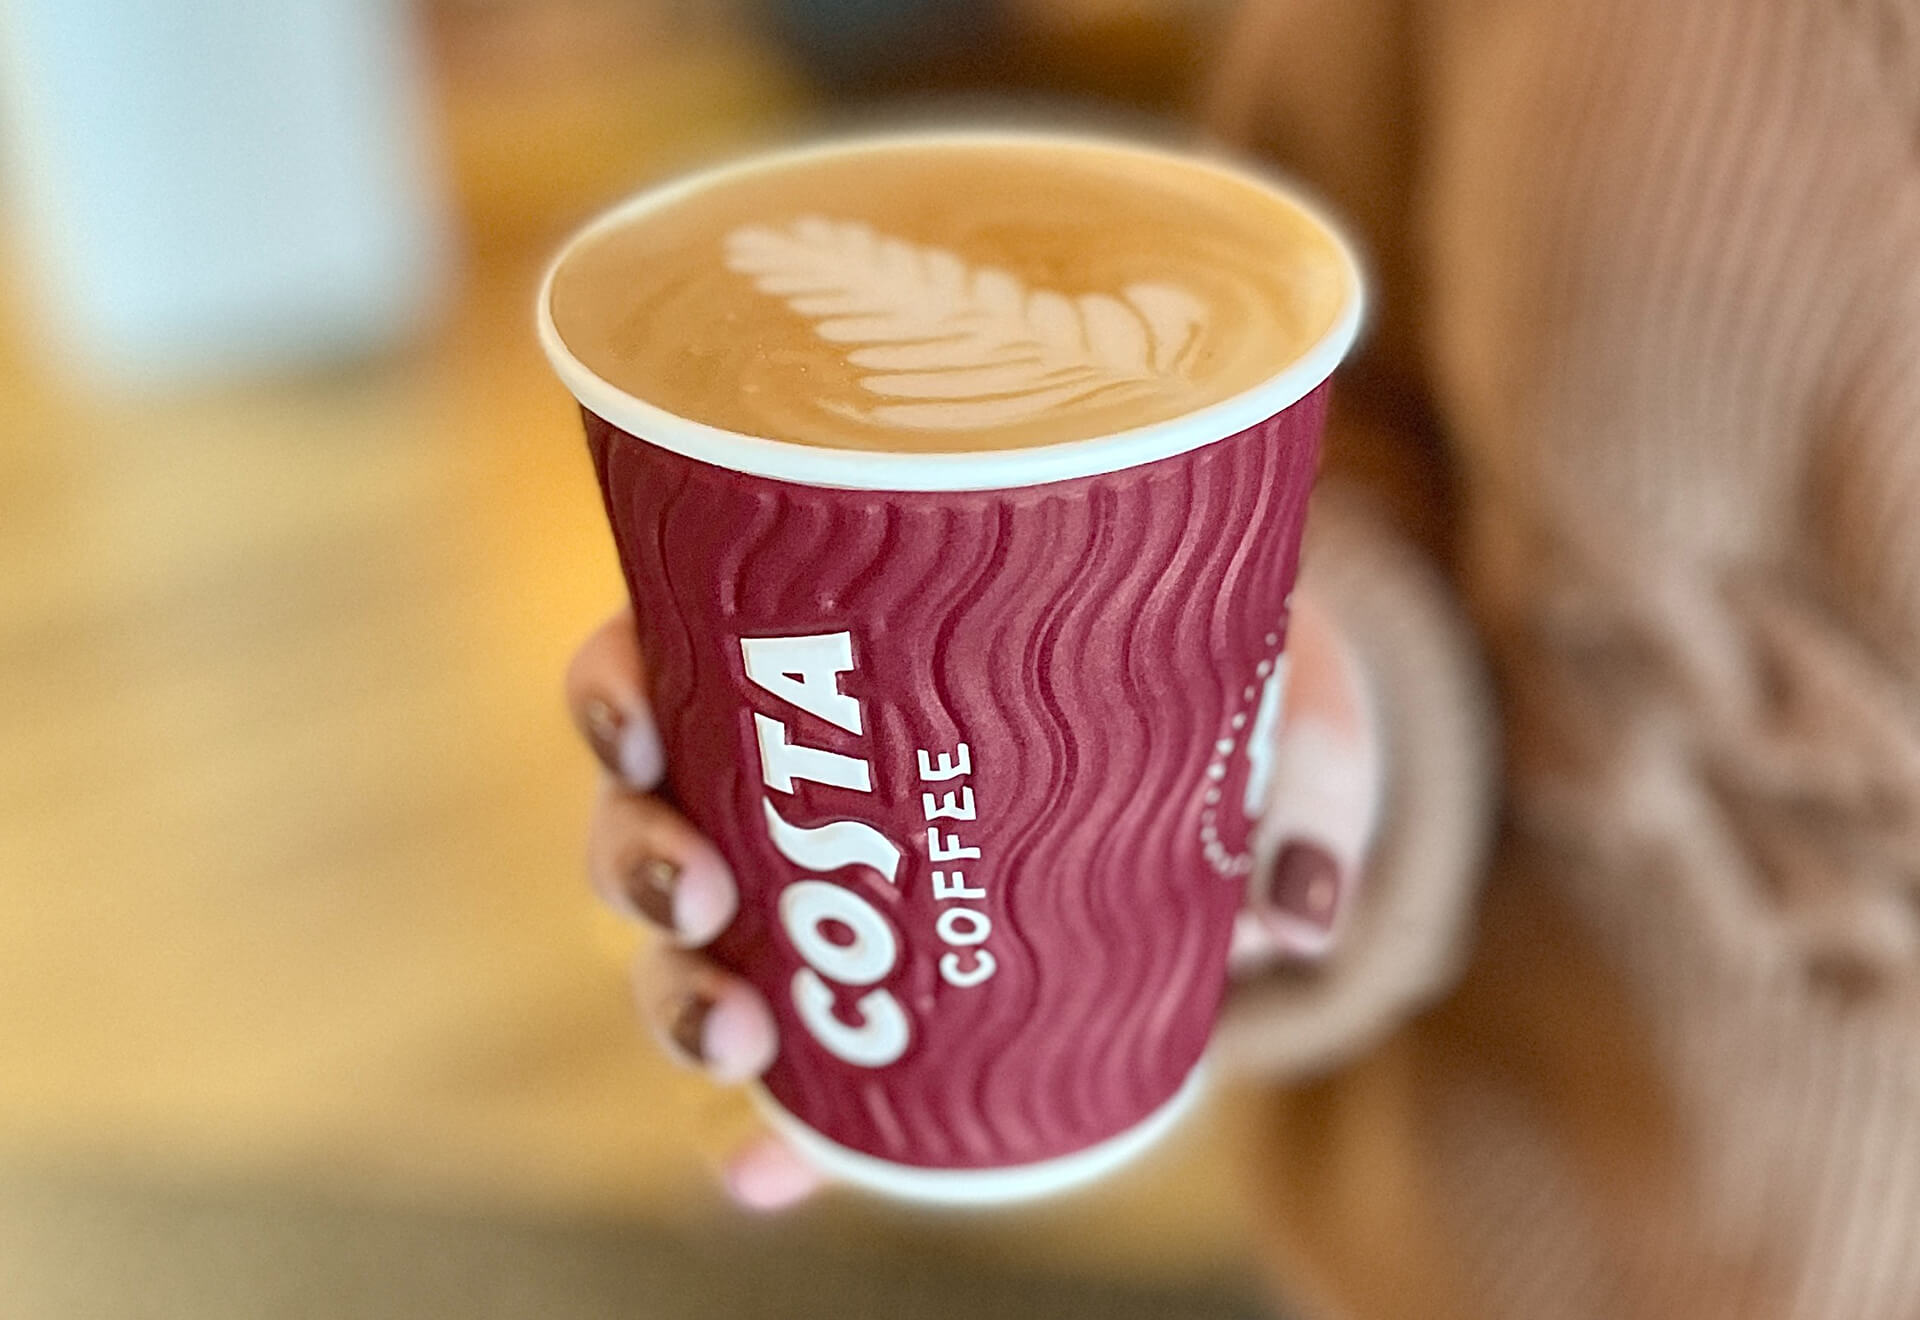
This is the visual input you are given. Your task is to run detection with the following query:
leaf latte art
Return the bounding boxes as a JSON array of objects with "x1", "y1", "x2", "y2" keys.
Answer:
[{"x1": 724, "y1": 216, "x2": 1209, "y2": 432}]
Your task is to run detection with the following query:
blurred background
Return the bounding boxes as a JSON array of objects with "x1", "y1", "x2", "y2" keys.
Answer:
[{"x1": 0, "y1": 1, "x2": 1323, "y2": 1315}]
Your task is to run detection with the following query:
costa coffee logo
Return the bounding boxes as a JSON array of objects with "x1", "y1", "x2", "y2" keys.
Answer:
[{"x1": 740, "y1": 632, "x2": 997, "y2": 1070}]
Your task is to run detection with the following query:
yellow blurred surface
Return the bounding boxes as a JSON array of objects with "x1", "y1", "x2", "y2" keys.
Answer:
[{"x1": 0, "y1": 13, "x2": 1260, "y2": 1292}]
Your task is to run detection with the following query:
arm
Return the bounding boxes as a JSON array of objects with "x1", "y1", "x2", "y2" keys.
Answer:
[{"x1": 1221, "y1": 482, "x2": 1497, "y2": 1078}]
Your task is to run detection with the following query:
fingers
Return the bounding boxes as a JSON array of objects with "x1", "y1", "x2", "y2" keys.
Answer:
[
  {"x1": 642, "y1": 947, "x2": 822, "y2": 1208},
  {"x1": 571, "y1": 607, "x2": 736, "y2": 945},
  {"x1": 636, "y1": 946, "x2": 779, "y2": 1085},
  {"x1": 723, "y1": 1132, "x2": 826, "y2": 1212},
  {"x1": 637, "y1": 944, "x2": 821, "y2": 1210},
  {"x1": 570, "y1": 608, "x2": 816, "y2": 1206},
  {"x1": 565, "y1": 608, "x2": 664, "y2": 791},
  {"x1": 588, "y1": 779, "x2": 738, "y2": 946},
  {"x1": 1242, "y1": 589, "x2": 1383, "y2": 964}
]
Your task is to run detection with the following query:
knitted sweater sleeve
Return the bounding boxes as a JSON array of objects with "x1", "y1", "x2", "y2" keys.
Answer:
[{"x1": 1219, "y1": 480, "x2": 1499, "y2": 1078}]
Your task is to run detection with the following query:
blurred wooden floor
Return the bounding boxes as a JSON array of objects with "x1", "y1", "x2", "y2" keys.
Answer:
[{"x1": 0, "y1": 12, "x2": 1266, "y2": 1298}]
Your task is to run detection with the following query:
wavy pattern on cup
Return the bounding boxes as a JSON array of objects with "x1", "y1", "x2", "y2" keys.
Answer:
[{"x1": 587, "y1": 387, "x2": 1322, "y2": 1171}]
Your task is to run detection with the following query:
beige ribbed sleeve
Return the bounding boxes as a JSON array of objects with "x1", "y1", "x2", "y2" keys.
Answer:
[
  {"x1": 1219, "y1": 480, "x2": 1497, "y2": 1079},
  {"x1": 1207, "y1": 0, "x2": 1920, "y2": 1317}
]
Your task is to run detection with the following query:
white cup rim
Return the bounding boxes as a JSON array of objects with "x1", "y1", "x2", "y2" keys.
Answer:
[{"x1": 537, "y1": 128, "x2": 1365, "y2": 493}]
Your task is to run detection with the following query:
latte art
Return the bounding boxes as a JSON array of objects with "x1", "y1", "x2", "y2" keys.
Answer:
[
  {"x1": 724, "y1": 216, "x2": 1208, "y2": 432},
  {"x1": 546, "y1": 135, "x2": 1350, "y2": 453}
]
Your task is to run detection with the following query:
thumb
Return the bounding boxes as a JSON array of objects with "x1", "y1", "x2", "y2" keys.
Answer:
[
  {"x1": 723, "y1": 1132, "x2": 827, "y2": 1212},
  {"x1": 1232, "y1": 590, "x2": 1383, "y2": 968}
]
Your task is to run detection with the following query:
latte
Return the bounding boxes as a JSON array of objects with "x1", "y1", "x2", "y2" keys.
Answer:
[{"x1": 546, "y1": 135, "x2": 1351, "y2": 453}]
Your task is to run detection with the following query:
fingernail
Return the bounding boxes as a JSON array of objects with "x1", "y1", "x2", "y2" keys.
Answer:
[
  {"x1": 702, "y1": 988, "x2": 778, "y2": 1083},
  {"x1": 1271, "y1": 840, "x2": 1342, "y2": 937},
  {"x1": 672, "y1": 852, "x2": 739, "y2": 946},
  {"x1": 582, "y1": 697, "x2": 623, "y2": 774},
  {"x1": 624, "y1": 855, "x2": 679, "y2": 931},
  {"x1": 618, "y1": 850, "x2": 736, "y2": 945},
  {"x1": 581, "y1": 697, "x2": 664, "y2": 790},
  {"x1": 666, "y1": 992, "x2": 714, "y2": 1066},
  {"x1": 661, "y1": 985, "x2": 776, "y2": 1083}
]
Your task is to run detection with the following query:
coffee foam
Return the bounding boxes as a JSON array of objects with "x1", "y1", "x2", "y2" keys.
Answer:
[{"x1": 548, "y1": 137, "x2": 1349, "y2": 453}]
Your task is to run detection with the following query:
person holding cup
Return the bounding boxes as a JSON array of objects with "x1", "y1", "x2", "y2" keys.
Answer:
[{"x1": 540, "y1": 129, "x2": 1494, "y2": 1209}]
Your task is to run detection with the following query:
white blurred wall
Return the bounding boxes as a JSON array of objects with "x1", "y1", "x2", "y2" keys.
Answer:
[{"x1": 0, "y1": 0, "x2": 452, "y2": 386}]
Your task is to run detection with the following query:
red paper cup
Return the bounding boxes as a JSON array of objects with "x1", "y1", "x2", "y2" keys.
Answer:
[{"x1": 540, "y1": 132, "x2": 1363, "y2": 1204}]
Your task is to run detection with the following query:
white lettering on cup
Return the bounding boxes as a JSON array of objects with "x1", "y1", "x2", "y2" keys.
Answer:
[
  {"x1": 931, "y1": 870, "x2": 985, "y2": 901},
  {"x1": 742, "y1": 632, "x2": 909, "y2": 1068},
  {"x1": 927, "y1": 828, "x2": 981, "y2": 862},
  {"x1": 921, "y1": 786, "x2": 976, "y2": 821},
  {"x1": 917, "y1": 743, "x2": 998, "y2": 988},
  {"x1": 940, "y1": 949, "x2": 997, "y2": 988},
  {"x1": 935, "y1": 907, "x2": 991, "y2": 947},
  {"x1": 780, "y1": 878, "x2": 899, "y2": 985},
  {"x1": 754, "y1": 712, "x2": 872, "y2": 794},
  {"x1": 792, "y1": 969, "x2": 909, "y2": 1067},
  {"x1": 742, "y1": 632, "x2": 863, "y2": 734},
  {"x1": 916, "y1": 743, "x2": 971, "y2": 781},
  {"x1": 763, "y1": 798, "x2": 900, "y2": 884},
  {"x1": 740, "y1": 634, "x2": 1010, "y2": 1061}
]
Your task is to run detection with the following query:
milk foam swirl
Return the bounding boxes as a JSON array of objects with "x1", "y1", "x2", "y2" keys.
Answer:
[{"x1": 724, "y1": 216, "x2": 1209, "y2": 433}]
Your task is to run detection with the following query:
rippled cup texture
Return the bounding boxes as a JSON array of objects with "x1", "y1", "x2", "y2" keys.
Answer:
[{"x1": 583, "y1": 381, "x2": 1328, "y2": 1183}]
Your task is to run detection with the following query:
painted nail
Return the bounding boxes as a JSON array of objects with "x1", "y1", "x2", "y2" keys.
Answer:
[
  {"x1": 580, "y1": 697, "x2": 665, "y2": 790},
  {"x1": 624, "y1": 855, "x2": 678, "y2": 931},
  {"x1": 1271, "y1": 840, "x2": 1342, "y2": 936},
  {"x1": 666, "y1": 993, "x2": 714, "y2": 1066},
  {"x1": 581, "y1": 697, "x2": 623, "y2": 775},
  {"x1": 655, "y1": 982, "x2": 776, "y2": 1081}
]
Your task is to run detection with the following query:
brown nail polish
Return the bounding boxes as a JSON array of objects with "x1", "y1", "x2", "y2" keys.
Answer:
[
  {"x1": 668, "y1": 993, "x2": 713, "y2": 1064},
  {"x1": 1271, "y1": 841, "x2": 1341, "y2": 933},
  {"x1": 626, "y1": 855, "x2": 678, "y2": 930},
  {"x1": 581, "y1": 697, "x2": 623, "y2": 774}
]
